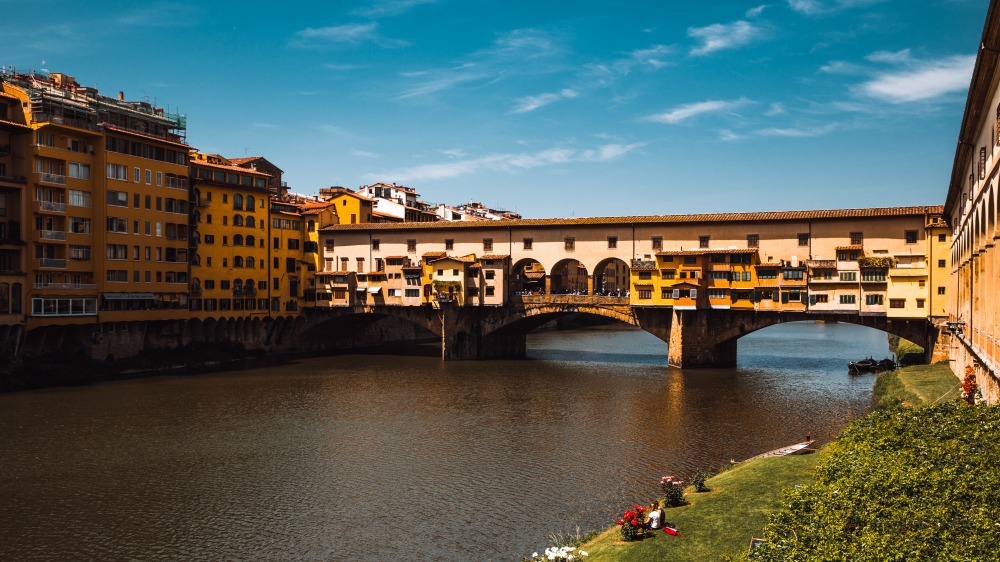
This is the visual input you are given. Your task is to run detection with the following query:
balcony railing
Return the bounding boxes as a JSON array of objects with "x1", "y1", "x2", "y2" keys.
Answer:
[
  {"x1": 38, "y1": 258, "x2": 66, "y2": 269},
  {"x1": 38, "y1": 200, "x2": 66, "y2": 213},
  {"x1": 39, "y1": 229, "x2": 66, "y2": 241},
  {"x1": 34, "y1": 282, "x2": 97, "y2": 290},
  {"x1": 37, "y1": 172, "x2": 66, "y2": 185},
  {"x1": 165, "y1": 177, "x2": 189, "y2": 190}
]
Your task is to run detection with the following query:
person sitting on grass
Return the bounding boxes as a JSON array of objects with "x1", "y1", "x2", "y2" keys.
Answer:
[{"x1": 646, "y1": 501, "x2": 664, "y2": 530}]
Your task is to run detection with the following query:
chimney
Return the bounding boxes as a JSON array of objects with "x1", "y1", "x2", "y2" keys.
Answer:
[{"x1": 118, "y1": 91, "x2": 124, "y2": 102}]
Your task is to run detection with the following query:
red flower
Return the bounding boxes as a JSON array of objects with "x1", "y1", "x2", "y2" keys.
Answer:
[
  {"x1": 630, "y1": 518, "x2": 639, "y2": 526},
  {"x1": 617, "y1": 519, "x2": 624, "y2": 525},
  {"x1": 638, "y1": 505, "x2": 646, "y2": 513}
]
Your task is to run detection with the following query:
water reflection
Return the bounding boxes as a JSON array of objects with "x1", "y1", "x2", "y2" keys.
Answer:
[{"x1": 0, "y1": 321, "x2": 886, "y2": 560}]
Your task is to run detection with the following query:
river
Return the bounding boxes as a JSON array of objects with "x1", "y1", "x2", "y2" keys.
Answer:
[{"x1": 0, "y1": 321, "x2": 888, "y2": 561}]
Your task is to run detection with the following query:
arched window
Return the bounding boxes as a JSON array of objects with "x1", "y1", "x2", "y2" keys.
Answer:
[
  {"x1": 308, "y1": 220, "x2": 315, "y2": 232},
  {"x1": 246, "y1": 216, "x2": 255, "y2": 228},
  {"x1": 233, "y1": 194, "x2": 243, "y2": 210},
  {"x1": 246, "y1": 256, "x2": 255, "y2": 268},
  {"x1": 233, "y1": 214, "x2": 244, "y2": 227},
  {"x1": 0, "y1": 282, "x2": 9, "y2": 314},
  {"x1": 245, "y1": 195, "x2": 255, "y2": 211},
  {"x1": 233, "y1": 234, "x2": 244, "y2": 246},
  {"x1": 245, "y1": 235, "x2": 255, "y2": 247},
  {"x1": 11, "y1": 283, "x2": 19, "y2": 314},
  {"x1": 233, "y1": 256, "x2": 244, "y2": 268}
]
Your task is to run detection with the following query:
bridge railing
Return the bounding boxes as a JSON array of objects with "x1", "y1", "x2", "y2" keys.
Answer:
[{"x1": 510, "y1": 294, "x2": 630, "y2": 306}]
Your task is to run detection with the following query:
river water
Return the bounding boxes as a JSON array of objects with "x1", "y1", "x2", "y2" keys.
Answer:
[{"x1": 0, "y1": 321, "x2": 888, "y2": 561}]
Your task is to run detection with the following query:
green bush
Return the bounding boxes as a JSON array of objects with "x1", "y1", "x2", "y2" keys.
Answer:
[{"x1": 744, "y1": 402, "x2": 1000, "y2": 561}]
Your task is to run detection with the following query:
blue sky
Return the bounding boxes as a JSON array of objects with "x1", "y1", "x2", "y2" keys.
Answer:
[{"x1": 4, "y1": 0, "x2": 988, "y2": 218}]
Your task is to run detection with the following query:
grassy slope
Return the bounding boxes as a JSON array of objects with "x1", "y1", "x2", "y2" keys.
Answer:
[
  {"x1": 873, "y1": 362, "x2": 960, "y2": 408},
  {"x1": 581, "y1": 454, "x2": 820, "y2": 561}
]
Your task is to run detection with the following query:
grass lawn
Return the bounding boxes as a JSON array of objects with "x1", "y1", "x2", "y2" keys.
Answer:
[
  {"x1": 579, "y1": 453, "x2": 821, "y2": 561},
  {"x1": 873, "y1": 362, "x2": 960, "y2": 408}
]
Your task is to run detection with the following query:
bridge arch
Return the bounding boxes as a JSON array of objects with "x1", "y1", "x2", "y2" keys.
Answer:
[
  {"x1": 550, "y1": 259, "x2": 589, "y2": 295},
  {"x1": 593, "y1": 257, "x2": 630, "y2": 296},
  {"x1": 511, "y1": 258, "x2": 547, "y2": 295}
]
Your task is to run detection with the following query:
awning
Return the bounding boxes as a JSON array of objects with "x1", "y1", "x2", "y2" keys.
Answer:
[
  {"x1": 368, "y1": 286, "x2": 382, "y2": 294},
  {"x1": 103, "y1": 292, "x2": 156, "y2": 300}
]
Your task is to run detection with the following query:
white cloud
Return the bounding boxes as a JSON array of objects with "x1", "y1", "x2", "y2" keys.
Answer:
[
  {"x1": 289, "y1": 22, "x2": 408, "y2": 48},
  {"x1": 719, "y1": 129, "x2": 746, "y2": 141},
  {"x1": 688, "y1": 20, "x2": 767, "y2": 56},
  {"x1": 365, "y1": 143, "x2": 643, "y2": 182},
  {"x1": 647, "y1": 98, "x2": 751, "y2": 124},
  {"x1": 765, "y1": 102, "x2": 786, "y2": 116},
  {"x1": 756, "y1": 123, "x2": 838, "y2": 137},
  {"x1": 858, "y1": 54, "x2": 975, "y2": 103},
  {"x1": 440, "y1": 149, "x2": 466, "y2": 158},
  {"x1": 511, "y1": 89, "x2": 578, "y2": 114},
  {"x1": 397, "y1": 64, "x2": 487, "y2": 99},
  {"x1": 352, "y1": 0, "x2": 439, "y2": 17},
  {"x1": 349, "y1": 149, "x2": 379, "y2": 158},
  {"x1": 866, "y1": 49, "x2": 912, "y2": 64},
  {"x1": 819, "y1": 60, "x2": 867, "y2": 75},
  {"x1": 746, "y1": 5, "x2": 769, "y2": 18},
  {"x1": 787, "y1": 0, "x2": 887, "y2": 16}
]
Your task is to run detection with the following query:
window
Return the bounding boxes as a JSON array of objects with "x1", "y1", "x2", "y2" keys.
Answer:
[
  {"x1": 69, "y1": 217, "x2": 91, "y2": 234},
  {"x1": 652, "y1": 236, "x2": 662, "y2": 251},
  {"x1": 757, "y1": 269, "x2": 776, "y2": 279},
  {"x1": 288, "y1": 239, "x2": 300, "y2": 250},
  {"x1": 840, "y1": 294, "x2": 856, "y2": 305},
  {"x1": 699, "y1": 235, "x2": 710, "y2": 248},
  {"x1": 710, "y1": 271, "x2": 728, "y2": 280},
  {"x1": 145, "y1": 195, "x2": 151, "y2": 210},
  {"x1": 905, "y1": 230, "x2": 918, "y2": 244},
  {"x1": 747, "y1": 234, "x2": 759, "y2": 248},
  {"x1": 638, "y1": 271, "x2": 652, "y2": 280},
  {"x1": 861, "y1": 270, "x2": 886, "y2": 281},
  {"x1": 839, "y1": 271, "x2": 857, "y2": 281},
  {"x1": 106, "y1": 270, "x2": 128, "y2": 282},
  {"x1": 68, "y1": 190, "x2": 90, "y2": 208},
  {"x1": 106, "y1": 190, "x2": 128, "y2": 207},
  {"x1": 814, "y1": 294, "x2": 829, "y2": 304},
  {"x1": 608, "y1": 236, "x2": 618, "y2": 249},
  {"x1": 916, "y1": 299, "x2": 925, "y2": 309},
  {"x1": 483, "y1": 238, "x2": 493, "y2": 252},
  {"x1": 798, "y1": 233, "x2": 809, "y2": 246},
  {"x1": 889, "y1": 299, "x2": 905, "y2": 308},
  {"x1": 145, "y1": 169, "x2": 152, "y2": 184},
  {"x1": 564, "y1": 237, "x2": 575, "y2": 251},
  {"x1": 689, "y1": 289, "x2": 697, "y2": 299},
  {"x1": 938, "y1": 259, "x2": 946, "y2": 268},
  {"x1": 708, "y1": 289, "x2": 727, "y2": 299},
  {"x1": 106, "y1": 244, "x2": 128, "y2": 260},
  {"x1": 683, "y1": 256, "x2": 697, "y2": 265},
  {"x1": 407, "y1": 239, "x2": 416, "y2": 252},
  {"x1": 445, "y1": 239, "x2": 454, "y2": 251},
  {"x1": 523, "y1": 238, "x2": 533, "y2": 250},
  {"x1": 638, "y1": 289, "x2": 652, "y2": 300},
  {"x1": 106, "y1": 164, "x2": 128, "y2": 180},
  {"x1": 783, "y1": 269, "x2": 804, "y2": 280},
  {"x1": 155, "y1": 197, "x2": 162, "y2": 211},
  {"x1": 938, "y1": 286, "x2": 946, "y2": 295},
  {"x1": 938, "y1": 234, "x2": 946, "y2": 242},
  {"x1": 849, "y1": 232, "x2": 863, "y2": 245},
  {"x1": 918, "y1": 279, "x2": 926, "y2": 288},
  {"x1": 106, "y1": 217, "x2": 128, "y2": 233},
  {"x1": 68, "y1": 162, "x2": 90, "y2": 180},
  {"x1": 865, "y1": 294, "x2": 883, "y2": 305},
  {"x1": 134, "y1": 167, "x2": 140, "y2": 182},
  {"x1": 711, "y1": 254, "x2": 726, "y2": 264}
]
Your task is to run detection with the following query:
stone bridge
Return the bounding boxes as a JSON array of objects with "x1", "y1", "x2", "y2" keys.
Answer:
[{"x1": 301, "y1": 295, "x2": 937, "y2": 367}]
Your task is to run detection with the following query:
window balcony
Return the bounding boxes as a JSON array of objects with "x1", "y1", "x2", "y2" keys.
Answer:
[
  {"x1": 37, "y1": 200, "x2": 66, "y2": 213},
  {"x1": 38, "y1": 229, "x2": 66, "y2": 241},
  {"x1": 38, "y1": 258, "x2": 66, "y2": 269},
  {"x1": 37, "y1": 172, "x2": 66, "y2": 185},
  {"x1": 34, "y1": 282, "x2": 97, "y2": 290}
]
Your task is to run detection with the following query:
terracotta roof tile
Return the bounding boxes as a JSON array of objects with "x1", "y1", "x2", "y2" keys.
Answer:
[
  {"x1": 319, "y1": 206, "x2": 943, "y2": 232},
  {"x1": 480, "y1": 254, "x2": 510, "y2": 260},
  {"x1": 758, "y1": 262, "x2": 784, "y2": 267},
  {"x1": 835, "y1": 244, "x2": 864, "y2": 251},
  {"x1": 0, "y1": 118, "x2": 29, "y2": 130},
  {"x1": 190, "y1": 158, "x2": 270, "y2": 176},
  {"x1": 422, "y1": 251, "x2": 447, "y2": 258}
]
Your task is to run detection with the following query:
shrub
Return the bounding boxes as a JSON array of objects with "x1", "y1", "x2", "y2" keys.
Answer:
[
  {"x1": 660, "y1": 475, "x2": 686, "y2": 507},
  {"x1": 743, "y1": 402, "x2": 1000, "y2": 561},
  {"x1": 692, "y1": 469, "x2": 712, "y2": 493},
  {"x1": 616, "y1": 504, "x2": 646, "y2": 541}
]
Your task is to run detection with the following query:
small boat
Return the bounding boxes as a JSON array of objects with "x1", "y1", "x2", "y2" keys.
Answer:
[
  {"x1": 849, "y1": 357, "x2": 897, "y2": 374},
  {"x1": 732, "y1": 440, "x2": 816, "y2": 463},
  {"x1": 848, "y1": 357, "x2": 878, "y2": 374}
]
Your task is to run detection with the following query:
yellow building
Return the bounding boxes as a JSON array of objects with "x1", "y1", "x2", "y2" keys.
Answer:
[
  {"x1": 301, "y1": 200, "x2": 338, "y2": 303},
  {"x1": 269, "y1": 199, "x2": 306, "y2": 314},
  {"x1": 3, "y1": 70, "x2": 192, "y2": 330},
  {"x1": 319, "y1": 187, "x2": 374, "y2": 224},
  {"x1": 188, "y1": 154, "x2": 271, "y2": 318}
]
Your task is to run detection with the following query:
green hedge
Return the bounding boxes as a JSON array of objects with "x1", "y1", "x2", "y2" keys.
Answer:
[{"x1": 745, "y1": 402, "x2": 1000, "y2": 561}]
